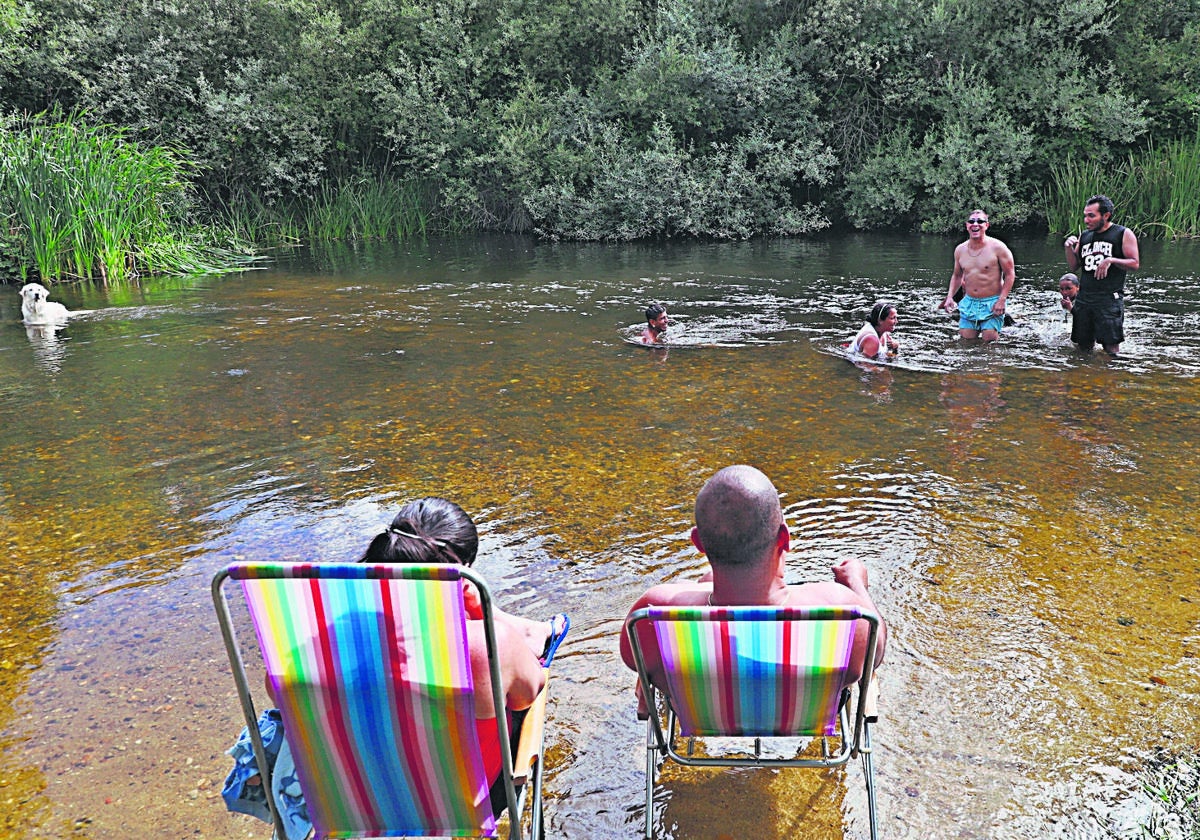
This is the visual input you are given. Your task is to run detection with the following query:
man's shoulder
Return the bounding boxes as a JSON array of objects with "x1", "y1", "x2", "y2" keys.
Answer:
[
  {"x1": 629, "y1": 582, "x2": 709, "y2": 611},
  {"x1": 984, "y1": 236, "x2": 1012, "y2": 255},
  {"x1": 784, "y1": 580, "x2": 866, "y2": 609}
]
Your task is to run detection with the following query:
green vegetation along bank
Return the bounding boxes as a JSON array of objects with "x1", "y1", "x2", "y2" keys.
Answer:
[{"x1": 2, "y1": 0, "x2": 1199, "y2": 279}]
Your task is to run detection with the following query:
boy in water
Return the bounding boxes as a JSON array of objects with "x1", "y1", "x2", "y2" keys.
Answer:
[
  {"x1": 641, "y1": 303, "x2": 668, "y2": 344},
  {"x1": 1059, "y1": 273, "x2": 1079, "y2": 314}
]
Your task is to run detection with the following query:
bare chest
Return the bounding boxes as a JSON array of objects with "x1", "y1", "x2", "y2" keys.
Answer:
[{"x1": 960, "y1": 244, "x2": 1001, "y2": 279}]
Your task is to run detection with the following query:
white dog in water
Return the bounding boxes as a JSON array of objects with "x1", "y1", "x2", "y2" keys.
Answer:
[{"x1": 19, "y1": 283, "x2": 72, "y2": 325}]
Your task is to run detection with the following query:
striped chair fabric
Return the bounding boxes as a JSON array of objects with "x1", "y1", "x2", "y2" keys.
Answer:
[
  {"x1": 229, "y1": 562, "x2": 495, "y2": 839},
  {"x1": 647, "y1": 605, "x2": 858, "y2": 736}
]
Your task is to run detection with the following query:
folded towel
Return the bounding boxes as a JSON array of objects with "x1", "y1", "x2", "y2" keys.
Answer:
[{"x1": 222, "y1": 709, "x2": 312, "y2": 840}]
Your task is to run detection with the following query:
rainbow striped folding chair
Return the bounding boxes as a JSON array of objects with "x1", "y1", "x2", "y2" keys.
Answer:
[
  {"x1": 213, "y1": 562, "x2": 550, "y2": 840},
  {"x1": 624, "y1": 605, "x2": 881, "y2": 840}
]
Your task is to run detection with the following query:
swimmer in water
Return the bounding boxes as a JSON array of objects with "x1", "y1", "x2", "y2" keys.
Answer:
[
  {"x1": 1059, "y1": 273, "x2": 1079, "y2": 316},
  {"x1": 849, "y1": 302, "x2": 899, "y2": 360},
  {"x1": 641, "y1": 303, "x2": 668, "y2": 344}
]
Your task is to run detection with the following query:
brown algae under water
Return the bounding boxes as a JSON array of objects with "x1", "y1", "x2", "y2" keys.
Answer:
[{"x1": 0, "y1": 233, "x2": 1197, "y2": 838}]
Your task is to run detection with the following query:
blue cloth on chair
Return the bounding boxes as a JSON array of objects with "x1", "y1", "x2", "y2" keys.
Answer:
[{"x1": 222, "y1": 709, "x2": 312, "y2": 840}]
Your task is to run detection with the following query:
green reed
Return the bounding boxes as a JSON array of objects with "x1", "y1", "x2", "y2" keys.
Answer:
[
  {"x1": 1138, "y1": 750, "x2": 1200, "y2": 840},
  {"x1": 0, "y1": 111, "x2": 255, "y2": 283},
  {"x1": 214, "y1": 174, "x2": 434, "y2": 246},
  {"x1": 1159, "y1": 133, "x2": 1200, "y2": 238},
  {"x1": 1044, "y1": 129, "x2": 1200, "y2": 238},
  {"x1": 214, "y1": 192, "x2": 304, "y2": 248},
  {"x1": 302, "y1": 174, "x2": 432, "y2": 241}
]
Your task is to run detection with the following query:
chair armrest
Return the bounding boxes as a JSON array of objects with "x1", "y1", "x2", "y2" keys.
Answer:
[
  {"x1": 863, "y1": 677, "x2": 880, "y2": 722},
  {"x1": 513, "y1": 678, "x2": 549, "y2": 784}
]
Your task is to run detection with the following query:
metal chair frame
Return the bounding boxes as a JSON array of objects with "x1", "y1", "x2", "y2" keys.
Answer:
[
  {"x1": 625, "y1": 605, "x2": 880, "y2": 840},
  {"x1": 213, "y1": 561, "x2": 546, "y2": 840}
]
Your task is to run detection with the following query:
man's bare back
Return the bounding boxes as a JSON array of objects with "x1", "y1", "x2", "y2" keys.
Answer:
[{"x1": 621, "y1": 558, "x2": 886, "y2": 694}]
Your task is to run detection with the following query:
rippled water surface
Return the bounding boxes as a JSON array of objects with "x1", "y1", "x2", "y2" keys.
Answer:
[{"x1": 1, "y1": 232, "x2": 1197, "y2": 839}]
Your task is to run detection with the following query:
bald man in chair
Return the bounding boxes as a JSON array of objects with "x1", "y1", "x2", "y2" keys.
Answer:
[{"x1": 620, "y1": 465, "x2": 887, "y2": 706}]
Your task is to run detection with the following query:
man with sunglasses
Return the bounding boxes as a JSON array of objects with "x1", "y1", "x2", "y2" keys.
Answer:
[
  {"x1": 939, "y1": 211, "x2": 1016, "y2": 342},
  {"x1": 1063, "y1": 195, "x2": 1140, "y2": 355}
]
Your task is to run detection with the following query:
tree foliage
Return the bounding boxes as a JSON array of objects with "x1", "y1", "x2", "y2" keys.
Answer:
[{"x1": 1, "y1": 0, "x2": 1197, "y2": 239}]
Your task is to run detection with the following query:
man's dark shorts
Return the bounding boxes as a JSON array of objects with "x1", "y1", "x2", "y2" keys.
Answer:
[{"x1": 1071, "y1": 295, "x2": 1124, "y2": 349}]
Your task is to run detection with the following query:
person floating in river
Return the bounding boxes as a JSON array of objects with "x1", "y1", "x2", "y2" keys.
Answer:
[
  {"x1": 641, "y1": 303, "x2": 668, "y2": 344},
  {"x1": 849, "y1": 301, "x2": 899, "y2": 361}
]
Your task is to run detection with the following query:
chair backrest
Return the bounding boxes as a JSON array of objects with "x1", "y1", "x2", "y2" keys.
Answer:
[
  {"x1": 628, "y1": 605, "x2": 866, "y2": 737},
  {"x1": 225, "y1": 561, "x2": 499, "y2": 839}
]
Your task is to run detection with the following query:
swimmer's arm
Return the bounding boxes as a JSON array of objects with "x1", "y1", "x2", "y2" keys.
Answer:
[
  {"x1": 998, "y1": 246, "x2": 1015, "y2": 303},
  {"x1": 860, "y1": 334, "x2": 882, "y2": 358},
  {"x1": 941, "y1": 247, "x2": 965, "y2": 310}
]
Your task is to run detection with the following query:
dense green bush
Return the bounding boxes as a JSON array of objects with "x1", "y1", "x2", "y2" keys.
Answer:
[{"x1": 1, "y1": 0, "x2": 1197, "y2": 242}]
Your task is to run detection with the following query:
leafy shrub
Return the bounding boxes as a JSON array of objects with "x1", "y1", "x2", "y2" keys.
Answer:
[{"x1": 526, "y1": 119, "x2": 831, "y2": 240}]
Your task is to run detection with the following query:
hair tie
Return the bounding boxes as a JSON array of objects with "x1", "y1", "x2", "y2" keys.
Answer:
[{"x1": 388, "y1": 525, "x2": 446, "y2": 547}]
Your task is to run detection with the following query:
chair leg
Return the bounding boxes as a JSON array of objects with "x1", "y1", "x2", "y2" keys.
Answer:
[
  {"x1": 645, "y1": 720, "x2": 658, "y2": 840},
  {"x1": 530, "y1": 755, "x2": 544, "y2": 840},
  {"x1": 861, "y1": 720, "x2": 878, "y2": 840}
]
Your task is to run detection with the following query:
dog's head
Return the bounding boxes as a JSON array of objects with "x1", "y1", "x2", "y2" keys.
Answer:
[{"x1": 20, "y1": 283, "x2": 51, "y2": 307}]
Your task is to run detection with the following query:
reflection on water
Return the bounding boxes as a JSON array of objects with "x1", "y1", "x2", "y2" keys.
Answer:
[{"x1": 0, "y1": 233, "x2": 1198, "y2": 839}]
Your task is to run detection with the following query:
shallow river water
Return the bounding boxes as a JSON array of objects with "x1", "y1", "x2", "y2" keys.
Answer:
[{"x1": 0, "y1": 232, "x2": 1197, "y2": 839}]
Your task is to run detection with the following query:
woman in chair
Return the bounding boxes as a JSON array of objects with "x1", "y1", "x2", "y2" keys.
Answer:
[
  {"x1": 249, "y1": 498, "x2": 563, "y2": 827},
  {"x1": 362, "y1": 497, "x2": 565, "y2": 816}
]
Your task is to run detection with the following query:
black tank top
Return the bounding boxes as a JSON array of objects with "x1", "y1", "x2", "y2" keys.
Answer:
[{"x1": 1078, "y1": 223, "x2": 1127, "y2": 301}]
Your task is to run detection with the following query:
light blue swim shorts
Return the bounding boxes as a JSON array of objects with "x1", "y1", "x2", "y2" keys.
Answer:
[{"x1": 958, "y1": 294, "x2": 1004, "y2": 333}]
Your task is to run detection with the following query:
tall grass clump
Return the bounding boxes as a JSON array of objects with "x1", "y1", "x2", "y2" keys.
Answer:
[
  {"x1": 213, "y1": 175, "x2": 434, "y2": 247},
  {"x1": 215, "y1": 191, "x2": 305, "y2": 249},
  {"x1": 0, "y1": 110, "x2": 256, "y2": 283},
  {"x1": 1044, "y1": 128, "x2": 1200, "y2": 239},
  {"x1": 1043, "y1": 158, "x2": 1136, "y2": 236},
  {"x1": 1154, "y1": 133, "x2": 1200, "y2": 238},
  {"x1": 301, "y1": 174, "x2": 432, "y2": 241}
]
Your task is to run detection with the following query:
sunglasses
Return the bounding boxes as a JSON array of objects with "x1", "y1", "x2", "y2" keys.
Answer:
[{"x1": 967, "y1": 218, "x2": 988, "y2": 225}]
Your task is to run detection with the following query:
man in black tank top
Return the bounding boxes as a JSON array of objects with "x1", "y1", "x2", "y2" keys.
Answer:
[{"x1": 1063, "y1": 194, "x2": 1140, "y2": 355}]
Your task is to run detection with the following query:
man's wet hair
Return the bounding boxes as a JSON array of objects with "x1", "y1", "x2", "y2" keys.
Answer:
[{"x1": 645, "y1": 303, "x2": 666, "y2": 322}]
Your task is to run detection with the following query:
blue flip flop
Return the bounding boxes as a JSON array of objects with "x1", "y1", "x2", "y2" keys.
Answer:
[{"x1": 540, "y1": 613, "x2": 570, "y2": 667}]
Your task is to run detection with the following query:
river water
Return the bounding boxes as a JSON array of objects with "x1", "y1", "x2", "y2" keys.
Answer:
[{"x1": 0, "y1": 232, "x2": 1197, "y2": 839}]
